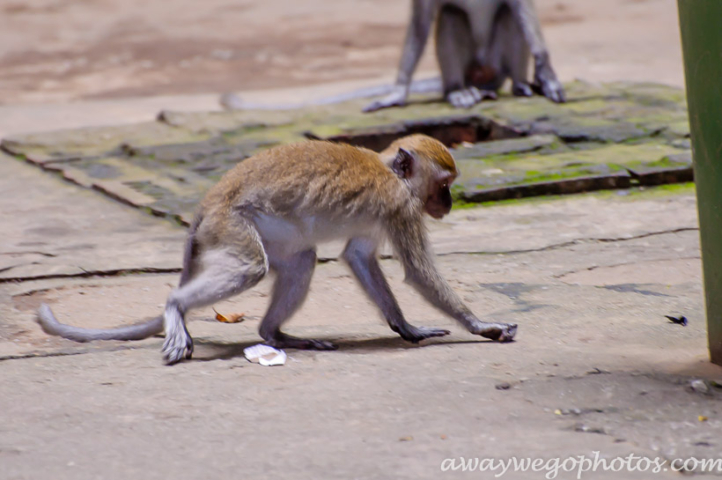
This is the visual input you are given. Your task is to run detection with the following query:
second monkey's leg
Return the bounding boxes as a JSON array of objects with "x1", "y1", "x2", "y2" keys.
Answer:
[
  {"x1": 343, "y1": 237, "x2": 450, "y2": 343},
  {"x1": 259, "y1": 249, "x2": 337, "y2": 350},
  {"x1": 498, "y1": 4, "x2": 533, "y2": 97},
  {"x1": 436, "y1": 5, "x2": 494, "y2": 109}
]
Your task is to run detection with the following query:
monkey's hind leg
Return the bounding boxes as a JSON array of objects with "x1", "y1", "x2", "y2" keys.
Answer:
[
  {"x1": 259, "y1": 249, "x2": 337, "y2": 351},
  {"x1": 343, "y1": 238, "x2": 450, "y2": 343},
  {"x1": 496, "y1": 4, "x2": 533, "y2": 98},
  {"x1": 163, "y1": 224, "x2": 269, "y2": 364},
  {"x1": 436, "y1": 5, "x2": 494, "y2": 109}
]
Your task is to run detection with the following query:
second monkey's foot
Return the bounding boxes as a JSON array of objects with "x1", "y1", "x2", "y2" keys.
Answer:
[
  {"x1": 265, "y1": 332, "x2": 339, "y2": 351},
  {"x1": 532, "y1": 76, "x2": 566, "y2": 103},
  {"x1": 447, "y1": 87, "x2": 497, "y2": 109},
  {"x1": 512, "y1": 82, "x2": 534, "y2": 97},
  {"x1": 395, "y1": 325, "x2": 451, "y2": 343},
  {"x1": 471, "y1": 322, "x2": 517, "y2": 342},
  {"x1": 363, "y1": 87, "x2": 408, "y2": 113}
]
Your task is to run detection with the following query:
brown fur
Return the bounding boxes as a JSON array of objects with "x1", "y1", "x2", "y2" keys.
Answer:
[{"x1": 382, "y1": 134, "x2": 458, "y2": 176}]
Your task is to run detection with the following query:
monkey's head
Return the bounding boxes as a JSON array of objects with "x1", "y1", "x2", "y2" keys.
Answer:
[{"x1": 382, "y1": 135, "x2": 458, "y2": 219}]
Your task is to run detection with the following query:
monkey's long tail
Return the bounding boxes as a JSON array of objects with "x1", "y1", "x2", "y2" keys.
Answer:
[
  {"x1": 37, "y1": 303, "x2": 163, "y2": 342},
  {"x1": 220, "y1": 77, "x2": 443, "y2": 111}
]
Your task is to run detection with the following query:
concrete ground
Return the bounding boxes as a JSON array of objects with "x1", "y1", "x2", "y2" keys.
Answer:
[
  {"x1": 2, "y1": 146, "x2": 721, "y2": 478},
  {"x1": 3, "y1": 0, "x2": 721, "y2": 477}
]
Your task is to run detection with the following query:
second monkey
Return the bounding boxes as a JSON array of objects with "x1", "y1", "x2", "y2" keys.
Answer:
[{"x1": 365, "y1": 0, "x2": 565, "y2": 112}]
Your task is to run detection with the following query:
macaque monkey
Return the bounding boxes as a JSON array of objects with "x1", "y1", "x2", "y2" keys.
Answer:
[
  {"x1": 38, "y1": 135, "x2": 517, "y2": 364},
  {"x1": 364, "y1": 0, "x2": 565, "y2": 112}
]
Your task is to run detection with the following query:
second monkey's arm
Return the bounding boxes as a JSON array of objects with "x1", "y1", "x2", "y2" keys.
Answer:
[
  {"x1": 363, "y1": 0, "x2": 437, "y2": 112},
  {"x1": 509, "y1": 0, "x2": 565, "y2": 103}
]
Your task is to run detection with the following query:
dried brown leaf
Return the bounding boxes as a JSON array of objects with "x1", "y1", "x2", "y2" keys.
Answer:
[{"x1": 213, "y1": 307, "x2": 245, "y2": 324}]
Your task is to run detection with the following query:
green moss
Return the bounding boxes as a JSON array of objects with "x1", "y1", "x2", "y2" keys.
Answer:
[
  {"x1": 450, "y1": 198, "x2": 480, "y2": 210},
  {"x1": 454, "y1": 182, "x2": 696, "y2": 212}
]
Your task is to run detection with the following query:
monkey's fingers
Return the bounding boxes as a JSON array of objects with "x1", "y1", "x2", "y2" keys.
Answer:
[
  {"x1": 398, "y1": 325, "x2": 451, "y2": 343},
  {"x1": 363, "y1": 88, "x2": 408, "y2": 113},
  {"x1": 448, "y1": 90, "x2": 477, "y2": 109},
  {"x1": 475, "y1": 322, "x2": 517, "y2": 343},
  {"x1": 469, "y1": 87, "x2": 498, "y2": 102},
  {"x1": 363, "y1": 98, "x2": 403, "y2": 113},
  {"x1": 533, "y1": 79, "x2": 566, "y2": 104},
  {"x1": 512, "y1": 82, "x2": 534, "y2": 98},
  {"x1": 266, "y1": 333, "x2": 338, "y2": 351}
]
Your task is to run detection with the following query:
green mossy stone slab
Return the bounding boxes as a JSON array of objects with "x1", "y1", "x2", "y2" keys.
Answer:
[
  {"x1": 1, "y1": 81, "x2": 693, "y2": 218},
  {"x1": 452, "y1": 134, "x2": 563, "y2": 159},
  {"x1": 2, "y1": 122, "x2": 212, "y2": 163},
  {"x1": 456, "y1": 142, "x2": 681, "y2": 191}
]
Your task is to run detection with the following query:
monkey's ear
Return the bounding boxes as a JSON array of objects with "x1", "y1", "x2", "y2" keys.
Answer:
[{"x1": 392, "y1": 148, "x2": 414, "y2": 179}]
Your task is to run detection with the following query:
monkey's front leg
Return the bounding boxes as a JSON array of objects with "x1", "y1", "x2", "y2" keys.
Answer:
[
  {"x1": 532, "y1": 53, "x2": 565, "y2": 103},
  {"x1": 403, "y1": 265, "x2": 517, "y2": 343},
  {"x1": 343, "y1": 239, "x2": 451, "y2": 343}
]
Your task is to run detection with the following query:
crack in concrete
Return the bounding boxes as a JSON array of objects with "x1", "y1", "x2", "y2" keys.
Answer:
[
  {"x1": 0, "y1": 267, "x2": 182, "y2": 284},
  {"x1": 0, "y1": 342, "x2": 157, "y2": 362},
  {"x1": 554, "y1": 255, "x2": 701, "y2": 280},
  {"x1": 0, "y1": 349, "x2": 101, "y2": 363},
  {"x1": 0, "y1": 228, "x2": 698, "y2": 284},
  {"x1": 0, "y1": 251, "x2": 57, "y2": 257},
  {"x1": 437, "y1": 227, "x2": 699, "y2": 257}
]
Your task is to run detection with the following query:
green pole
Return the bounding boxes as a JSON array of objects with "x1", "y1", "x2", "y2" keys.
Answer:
[{"x1": 678, "y1": 0, "x2": 722, "y2": 365}]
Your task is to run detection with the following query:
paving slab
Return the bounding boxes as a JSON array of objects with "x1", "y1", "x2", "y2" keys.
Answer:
[
  {"x1": 1, "y1": 157, "x2": 719, "y2": 478},
  {"x1": 0, "y1": 151, "x2": 185, "y2": 283},
  {"x1": 1, "y1": 81, "x2": 693, "y2": 226}
]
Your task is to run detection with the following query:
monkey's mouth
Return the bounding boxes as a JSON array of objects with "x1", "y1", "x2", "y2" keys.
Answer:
[{"x1": 426, "y1": 205, "x2": 449, "y2": 219}]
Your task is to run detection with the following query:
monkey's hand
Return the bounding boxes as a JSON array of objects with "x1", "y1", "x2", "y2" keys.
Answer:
[
  {"x1": 447, "y1": 87, "x2": 497, "y2": 109},
  {"x1": 394, "y1": 324, "x2": 451, "y2": 343},
  {"x1": 363, "y1": 86, "x2": 408, "y2": 113},
  {"x1": 532, "y1": 65, "x2": 566, "y2": 103},
  {"x1": 470, "y1": 321, "x2": 517, "y2": 342},
  {"x1": 512, "y1": 82, "x2": 534, "y2": 98}
]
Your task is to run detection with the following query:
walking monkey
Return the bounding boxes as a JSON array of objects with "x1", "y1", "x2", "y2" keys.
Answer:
[
  {"x1": 364, "y1": 0, "x2": 565, "y2": 111},
  {"x1": 38, "y1": 135, "x2": 517, "y2": 364}
]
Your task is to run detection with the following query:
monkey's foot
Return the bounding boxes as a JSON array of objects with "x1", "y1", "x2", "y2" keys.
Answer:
[
  {"x1": 162, "y1": 326, "x2": 194, "y2": 364},
  {"x1": 512, "y1": 82, "x2": 533, "y2": 97},
  {"x1": 363, "y1": 88, "x2": 408, "y2": 113},
  {"x1": 396, "y1": 325, "x2": 451, "y2": 343},
  {"x1": 265, "y1": 333, "x2": 338, "y2": 351},
  {"x1": 532, "y1": 77, "x2": 566, "y2": 103},
  {"x1": 447, "y1": 87, "x2": 497, "y2": 109},
  {"x1": 471, "y1": 322, "x2": 517, "y2": 343}
]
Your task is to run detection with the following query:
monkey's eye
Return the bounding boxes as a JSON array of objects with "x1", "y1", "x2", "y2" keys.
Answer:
[{"x1": 441, "y1": 182, "x2": 448, "y2": 189}]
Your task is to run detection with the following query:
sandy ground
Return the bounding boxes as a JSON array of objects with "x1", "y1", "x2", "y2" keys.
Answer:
[{"x1": 0, "y1": 0, "x2": 683, "y2": 105}]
